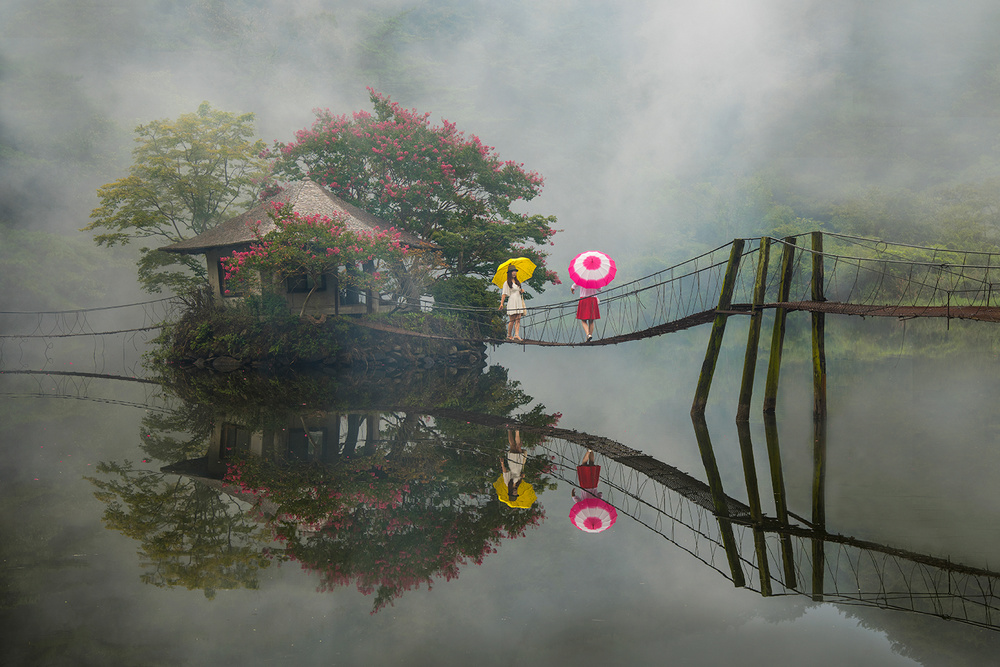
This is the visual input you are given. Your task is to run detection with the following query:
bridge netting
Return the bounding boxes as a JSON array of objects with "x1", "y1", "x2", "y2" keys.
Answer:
[
  {"x1": 771, "y1": 233, "x2": 1000, "y2": 319},
  {"x1": 5, "y1": 231, "x2": 1000, "y2": 371},
  {"x1": 0, "y1": 297, "x2": 181, "y2": 375}
]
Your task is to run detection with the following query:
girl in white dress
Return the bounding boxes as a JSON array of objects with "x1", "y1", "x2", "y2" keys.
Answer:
[{"x1": 498, "y1": 267, "x2": 527, "y2": 340}]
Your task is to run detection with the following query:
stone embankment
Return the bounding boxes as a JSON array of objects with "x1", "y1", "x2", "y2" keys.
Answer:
[{"x1": 178, "y1": 337, "x2": 487, "y2": 375}]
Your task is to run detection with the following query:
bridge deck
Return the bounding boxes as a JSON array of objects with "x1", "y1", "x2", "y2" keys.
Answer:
[
  {"x1": 355, "y1": 299, "x2": 1000, "y2": 348},
  {"x1": 774, "y1": 301, "x2": 1000, "y2": 322}
]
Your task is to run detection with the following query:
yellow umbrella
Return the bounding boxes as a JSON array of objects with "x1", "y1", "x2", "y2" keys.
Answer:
[
  {"x1": 493, "y1": 476, "x2": 538, "y2": 508},
  {"x1": 492, "y1": 257, "x2": 537, "y2": 288}
]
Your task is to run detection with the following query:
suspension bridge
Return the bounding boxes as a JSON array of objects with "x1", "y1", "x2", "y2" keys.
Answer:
[
  {"x1": 424, "y1": 231, "x2": 1000, "y2": 346},
  {"x1": 7, "y1": 232, "x2": 1000, "y2": 352},
  {"x1": 6, "y1": 231, "x2": 1000, "y2": 413}
]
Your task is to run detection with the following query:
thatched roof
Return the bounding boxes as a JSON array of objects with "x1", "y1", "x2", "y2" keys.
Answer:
[{"x1": 159, "y1": 180, "x2": 437, "y2": 255}]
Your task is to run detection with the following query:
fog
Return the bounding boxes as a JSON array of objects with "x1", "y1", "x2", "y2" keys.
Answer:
[{"x1": 5, "y1": 0, "x2": 1000, "y2": 310}]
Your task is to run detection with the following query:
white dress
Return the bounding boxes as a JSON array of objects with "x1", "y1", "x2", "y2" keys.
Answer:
[
  {"x1": 502, "y1": 281, "x2": 526, "y2": 315},
  {"x1": 503, "y1": 451, "x2": 527, "y2": 486}
]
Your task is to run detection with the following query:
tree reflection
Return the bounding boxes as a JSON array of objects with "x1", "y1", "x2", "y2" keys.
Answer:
[
  {"x1": 230, "y1": 420, "x2": 548, "y2": 612},
  {"x1": 89, "y1": 364, "x2": 557, "y2": 611},
  {"x1": 87, "y1": 461, "x2": 272, "y2": 598}
]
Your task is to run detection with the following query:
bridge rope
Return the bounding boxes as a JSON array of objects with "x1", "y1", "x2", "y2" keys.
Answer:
[
  {"x1": 0, "y1": 297, "x2": 182, "y2": 376},
  {"x1": 5, "y1": 232, "x2": 1000, "y2": 367}
]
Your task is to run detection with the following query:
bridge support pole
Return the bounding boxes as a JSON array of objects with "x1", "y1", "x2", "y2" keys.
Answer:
[
  {"x1": 763, "y1": 413, "x2": 797, "y2": 587},
  {"x1": 763, "y1": 237, "x2": 797, "y2": 414},
  {"x1": 737, "y1": 238, "x2": 770, "y2": 421},
  {"x1": 811, "y1": 411, "x2": 828, "y2": 601},
  {"x1": 736, "y1": 419, "x2": 772, "y2": 596},
  {"x1": 692, "y1": 239, "x2": 746, "y2": 416},
  {"x1": 811, "y1": 232, "x2": 827, "y2": 420},
  {"x1": 692, "y1": 414, "x2": 747, "y2": 588}
]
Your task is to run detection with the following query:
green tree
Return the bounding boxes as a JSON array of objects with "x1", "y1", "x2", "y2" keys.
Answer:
[
  {"x1": 267, "y1": 89, "x2": 560, "y2": 294},
  {"x1": 84, "y1": 102, "x2": 266, "y2": 293}
]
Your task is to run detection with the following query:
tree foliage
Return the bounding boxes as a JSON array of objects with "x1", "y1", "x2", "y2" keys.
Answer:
[
  {"x1": 267, "y1": 89, "x2": 560, "y2": 292},
  {"x1": 84, "y1": 102, "x2": 266, "y2": 293}
]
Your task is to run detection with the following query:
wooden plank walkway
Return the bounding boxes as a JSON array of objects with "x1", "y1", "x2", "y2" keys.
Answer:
[
  {"x1": 352, "y1": 299, "x2": 1000, "y2": 349},
  {"x1": 772, "y1": 301, "x2": 1000, "y2": 322}
]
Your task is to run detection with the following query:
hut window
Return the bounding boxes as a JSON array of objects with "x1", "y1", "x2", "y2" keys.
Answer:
[
  {"x1": 287, "y1": 427, "x2": 327, "y2": 461},
  {"x1": 219, "y1": 423, "x2": 251, "y2": 460},
  {"x1": 286, "y1": 273, "x2": 327, "y2": 293},
  {"x1": 217, "y1": 259, "x2": 244, "y2": 298}
]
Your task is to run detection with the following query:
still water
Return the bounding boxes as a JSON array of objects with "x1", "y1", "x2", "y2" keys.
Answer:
[{"x1": 3, "y1": 316, "x2": 1000, "y2": 666}]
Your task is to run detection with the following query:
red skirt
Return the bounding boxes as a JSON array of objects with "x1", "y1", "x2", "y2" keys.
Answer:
[
  {"x1": 576, "y1": 296, "x2": 600, "y2": 320},
  {"x1": 576, "y1": 464, "x2": 601, "y2": 489}
]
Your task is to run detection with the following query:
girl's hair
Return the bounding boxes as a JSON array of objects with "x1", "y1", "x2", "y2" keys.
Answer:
[{"x1": 506, "y1": 268, "x2": 521, "y2": 289}]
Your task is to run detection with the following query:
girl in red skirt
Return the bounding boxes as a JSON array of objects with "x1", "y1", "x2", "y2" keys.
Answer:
[{"x1": 570, "y1": 284, "x2": 600, "y2": 342}]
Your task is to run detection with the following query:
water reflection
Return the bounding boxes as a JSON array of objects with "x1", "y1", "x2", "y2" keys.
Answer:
[
  {"x1": 88, "y1": 364, "x2": 557, "y2": 612},
  {"x1": 569, "y1": 449, "x2": 618, "y2": 534},
  {"x1": 691, "y1": 411, "x2": 1000, "y2": 630},
  {"x1": 77, "y1": 362, "x2": 1000, "y2": 630}
]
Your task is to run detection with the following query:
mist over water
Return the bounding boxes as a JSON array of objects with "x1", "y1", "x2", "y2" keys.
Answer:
[{"x1": 5, "y1": 2, "x2": 1000, "y2": 664}]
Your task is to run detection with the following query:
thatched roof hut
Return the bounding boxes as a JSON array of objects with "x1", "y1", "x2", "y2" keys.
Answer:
[
  {"x1": 158, "y1": 180, "x2": 437, "y2": 314},
  {"x1": 159, "y1": 179, "x2": 436, "y2": 255}
]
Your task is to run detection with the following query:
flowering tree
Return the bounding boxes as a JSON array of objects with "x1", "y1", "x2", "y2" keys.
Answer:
[
  {"x1": 267, "y1": 89, "x2": 560, "y2": 295},
  {"x1": 222, "y1": 201, "x2": 407, "y2": 316}
]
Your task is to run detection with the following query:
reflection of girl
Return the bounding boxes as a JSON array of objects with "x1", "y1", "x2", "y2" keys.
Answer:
[
  {"x1": 499, "y1": 268, "x2": 527, "y2": 340},
  {"x1": 574, "y1": 449, "x2": 601, "y2": 493},
  {"x1": 501, "y1": 429, "x2": 526, "y2": 501}
]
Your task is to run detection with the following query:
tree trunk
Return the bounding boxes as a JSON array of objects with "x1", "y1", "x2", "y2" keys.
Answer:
[{"x1": 390, "y1": 260, "x2": 421, "y2": 311}]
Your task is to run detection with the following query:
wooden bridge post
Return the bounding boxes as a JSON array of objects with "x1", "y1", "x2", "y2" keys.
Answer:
[
  {"x1": 811, "y1": 410, "x2": 828, "y2": 601},
  {"x1": 763, "y1": 237, "x2": 797, "y2": 414},
  {"x1": 763, "y1": 413, "x2": 797, "y2": 587},
  {"x1": 737, "y1": 238, "x2": 771, "y2": 421},
  {"x1": 691, "y1": 239, "x2": 746, "y2": 416},
  {"x1": 736, "y1": 419, "x2": 773, "y2": 596},
  {"x1": 691, "y1": 413, "x2": 747, "y2": 588},
  {"x1": 811, "y1": 231, "x2": 827, "y2": 420}
]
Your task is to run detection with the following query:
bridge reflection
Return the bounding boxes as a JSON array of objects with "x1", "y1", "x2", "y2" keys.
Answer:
[
  {"x1": 164, "y1": 395, "x2": 1000, "y2": 629},
  {"x1": 526, "y1": 410, "x2": 1000, "y2": 631},
  {"x1": 6, "y1": 367, "x2": 999, "y2": 627}
]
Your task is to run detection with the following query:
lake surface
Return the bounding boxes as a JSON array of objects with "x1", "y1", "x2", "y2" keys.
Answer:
[{"x1": 3, "y1": 314, "x2": 1000, "y2": 666}]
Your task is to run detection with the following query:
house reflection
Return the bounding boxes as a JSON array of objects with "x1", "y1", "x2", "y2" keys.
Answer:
[
  {"x1": 154, "y1": 406, "x2": 550, "y2": 613},
  {"x1": 165, "y1": 411, "x2": 383, "y2": 480}
]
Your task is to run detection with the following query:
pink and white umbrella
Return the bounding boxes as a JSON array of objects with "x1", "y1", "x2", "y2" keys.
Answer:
[
  {"x1": 569, "y1": 496, "x2": 618, "y2": 533},
  {"x1": 568, "y1": 251, "x2": 616, "y2": 289}
]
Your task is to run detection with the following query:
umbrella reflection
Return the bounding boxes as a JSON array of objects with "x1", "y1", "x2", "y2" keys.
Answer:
[{"x1": 569, "y1": 449, "x2": 617, "y2": 533}]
